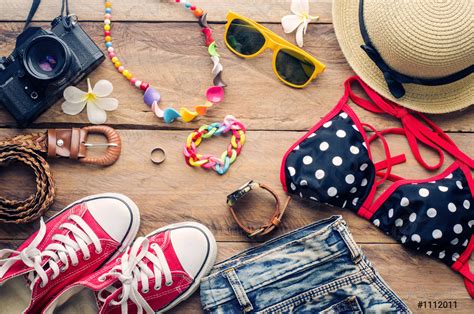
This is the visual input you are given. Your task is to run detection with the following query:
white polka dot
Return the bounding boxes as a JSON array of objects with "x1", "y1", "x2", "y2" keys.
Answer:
[
  {"x1": 327, "y1": 187, "x2": 338, "y2": 197},
  {"x1": 456, "y1": 181, "x2": 463, "y2": 189},
  {"x1": 427, "y1": 208, "x2": 437, "y2": 218},
  {"x1": 462, "y1": 239, "x2": 468, "y2": 246},
  {"x1": 432, "y1": 229, "x2": 442, "y2": 239},
  {"x1": 310, "y1": 196, "x2": 318, "y2": 202},
  {"x1": 299, "y1": 192, "x2": 303, "y2": 198},
  {"x1": 290, "y1": 183, "x2": 296, "y2": 191},
  {"x1": 468, "y1": 220, "x2": 474, "y2": 228},
  {"x1": 352, "y1": 198, "x2": 359, "y2": 206},
  {"x1": 395, "y1": 218, "x2": 403, "y2": 227},
  {"x1": 293, "y1": 145, "x2": 300, "y2": 151},
  {"x1": 345, "y1": 174, "x2": 355, "y2": 184},
  {"x1": 308, "y1": 133, "x2": 316, "y2": 138},
  {"x1": 400, "y1": 235, "x2": 407, "y2": 243},
  {"x1": 446, "y1": 173, "x2": 453, "y2": 179},
  {"x1": 411, "y1": 234, "x2": 421, "y2": 243},
  {"x1": 339, "y1": 112, "x2": 348, "y2": 119},
  {"x1": 332, "y1": 156, "x2": 343, "y2": 166},
  {"x1": 315, "y1": 169, "x2": 325, "y2": 180},
  {"x1": 288, "y1": 167, "x2": 296, "y2": 176},
  {"x1": 350, "y1": 187, "x2": 357, "y2": 194},
  {"x1": 361, "y1": 178, "x2": 368, "y2": 187},
  {"x1": 352, "y1": 125, "x2": 359, "y2": 132},
  {"x1": 426, "y1": 251, "x2": 432, "y2": 256},
  {"x1": 463, "y1": 200, "x2": 470, "y2": 209},
  {"x1": 336, "y1": 130, "x2": 347, "y2": 138},
  {"x1": 439, "y1": 251, "x2": 446, "y2": 259},
  {"x1": 418, "y1": 188, "x2": 429, "y2": 198},
  {"x1": 388, "y1": 208, "x2": 394, "y2": 218},
  {"x1": 350, "y1": 146, "x2": 360, "y2": 154},
  {"x1": 342, "y1": 200, "x2": 347, "y2": 208},
  {"x1": 373, "y1": 219, "x2": 380, "y2": 227},
  {"x1": 450, "y1": 238, "x2": 459, "y2": 245},
  {"x1": 300, "y1": 180, "x2": 308, "y2": 186},
  {"x1": 453, "y1": 224, "x2": 463, "y2": 234},
  {"x1": 438, "y1": 186, "x2": 448, "y2": 192},
  {"x1": 448, "y1": 203, "x2": 456, "y2": 212},
  {"x1": 409, "y1": 213, "x2": 417, "y2": 222},
  {"x1": 452, "y1": 253, "x2": 460, "y2": 262},
  {"x1": 400, "y1": 197, "x2": 409, "y2": 207},
  {"x1": 319, "y1": 142, "x2": 329, "y2": 151},
  {"x1": 362, "y1": 142, "x2": 367, "y2": 149},
  {"x1": 303, "y1": 156, "x2": 313, "y2": 165},
  {"x1": 360, "y1": 163, "x2": 368, "y2": 171},
  {"x1": 323, "y1": 121, "x2": 332, "y2": 128}
]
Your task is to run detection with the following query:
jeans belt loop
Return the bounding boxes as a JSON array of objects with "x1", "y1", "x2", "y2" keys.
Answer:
[
  {"x1": 334, "y1": 219, "x2": 362, "y2": 264},
  {"x1": 224, "y1": 268, "x2": 254, "y2": 313}
]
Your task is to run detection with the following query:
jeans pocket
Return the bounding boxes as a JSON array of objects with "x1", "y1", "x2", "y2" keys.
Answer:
[{"x1": 291, "y1": 295, "x2": 362, "y2": 314}]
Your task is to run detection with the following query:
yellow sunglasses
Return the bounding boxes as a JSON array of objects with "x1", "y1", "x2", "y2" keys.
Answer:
[{"x1": 224, "y1": 11, "x2": 325, "y2": 88}]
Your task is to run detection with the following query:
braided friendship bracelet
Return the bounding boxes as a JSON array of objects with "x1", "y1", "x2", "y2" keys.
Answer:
[
  {"x1": 184, "y1": 116, "x2": 247, "y2": 175},
  {"x1": 103, "y1": 0, "x2": 226, "y2": 123}
]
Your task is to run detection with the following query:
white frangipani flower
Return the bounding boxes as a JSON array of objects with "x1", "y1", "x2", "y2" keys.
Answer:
[
  {"x1": 62, "y1": 79, "x2": 119, "y2": 124},
  {"x1": 281, "y1": 0, "x2": 319, "y2": 47}
]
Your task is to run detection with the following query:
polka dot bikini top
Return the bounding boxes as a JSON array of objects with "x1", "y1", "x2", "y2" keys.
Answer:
[{"x1": 281, "y1": 76, "x2": 474, "y2": 297}]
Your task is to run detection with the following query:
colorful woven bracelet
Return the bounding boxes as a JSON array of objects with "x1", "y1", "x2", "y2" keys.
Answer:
[
  {"x1": 103, "y1": 0, "x2": 226, "y2": 123},
  {"x1": 184, "y1": 116, "x2": 247, "y2": 175}
]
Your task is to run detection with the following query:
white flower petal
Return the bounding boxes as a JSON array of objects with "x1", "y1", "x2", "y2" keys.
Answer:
[
  {"x1": 281, "y1": 15, "x2": 303, "y2": 34},
  {"x1": 296, "y1": 23, "x2": 306, "y2": 47},
  {"x1": 63, "y1": 86, "x2": 87, "y2": 103},
  {"x1": 94, "y1": 98, "x2": 119, "y2": 111},
  {"x1": 61, "y1": 100, "x2": 87, "y2": 115},
  {"x1": 92, "y1": 80, "x2": 113, "y2": 97},
  {"x1": 87, "y1": 102, "x2": 107, "y2": 124},
  {"x1": 291, "y1": 0, "x2": 309, "y2": 15}
]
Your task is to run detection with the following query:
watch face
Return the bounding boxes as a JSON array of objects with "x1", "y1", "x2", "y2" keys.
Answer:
[{"x1": 238, "y1": 180, "x2": 254, "y2": 191}]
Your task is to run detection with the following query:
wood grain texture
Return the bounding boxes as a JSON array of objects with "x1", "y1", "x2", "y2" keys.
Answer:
[
  {"x1": 0, "y1": 22, "x2": 472, "y2": 131},
  {"x1": 0, "y1": 129, "x2": 472, "y2": 242},
  {"x1": 0, "y1": 0, "x2": 333, "y2": 23}
]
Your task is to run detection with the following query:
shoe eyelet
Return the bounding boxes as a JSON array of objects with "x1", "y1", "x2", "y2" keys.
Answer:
[
  {"x1": 72, "y1": 262, "x2": 78, "y2": 267},
  {"x1": 154, "y1": 286, "x2": 161, "y2": 291},
  {"x1": 142, "y1": 289, "x2": 149, "y2": 294},
  {"x1": 60, "y1": 267, "x2": 67, "y2": 273},
  {"x1": 84, "y1": 255, "x2": 90, "y2": 261},
  {"x1": 40, "y1": 282, "x2": 46, "y2": 288},
  {"x1": 165, "y1": 281, "x2": 173, "y2": 287},
  {"x1": 98, "y1": 276, "x2": 106, "y2": 282},
  {"x1": 96, "y1": 249, "x2": 103, "y2": 254}
]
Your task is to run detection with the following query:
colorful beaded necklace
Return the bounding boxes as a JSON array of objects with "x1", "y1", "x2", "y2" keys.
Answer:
[{"x1": 103, "y1": 0, "x2": 226, "y2": 123}]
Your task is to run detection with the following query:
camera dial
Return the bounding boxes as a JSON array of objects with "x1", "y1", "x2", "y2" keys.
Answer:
[{"x1": 22, "y1": 35, "x2": 71, "y2": 81}]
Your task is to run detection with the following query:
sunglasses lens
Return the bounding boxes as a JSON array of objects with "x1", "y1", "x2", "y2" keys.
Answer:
[
  {"x1": 226, "y1": 19, "x2": 266, "y2": 56},
  {"x1": 275, "y1": 49, "x2": 316, "y2": 86}
]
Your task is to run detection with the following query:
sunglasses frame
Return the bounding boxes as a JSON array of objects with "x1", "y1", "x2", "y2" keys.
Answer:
[{"x1": 224, "y1": 11, "x2": 326, "y2": 88}]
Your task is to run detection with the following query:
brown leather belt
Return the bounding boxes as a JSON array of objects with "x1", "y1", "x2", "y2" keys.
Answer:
[
  {"x1": 227, "y1": 181, "x2": 290, "y2": 238},
  {"x1": 0, "y1": 126, "x2": 121, "y2": 224}
]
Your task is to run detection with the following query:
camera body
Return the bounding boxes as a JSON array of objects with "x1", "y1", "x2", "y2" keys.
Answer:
[{"x1": 0, "y1": 17, "x2": 105, "y2": 126}]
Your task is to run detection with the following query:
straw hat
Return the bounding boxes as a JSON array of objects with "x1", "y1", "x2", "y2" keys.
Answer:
[{"x1": 333, "y1": 0, "x2": 473, "y2": 114}]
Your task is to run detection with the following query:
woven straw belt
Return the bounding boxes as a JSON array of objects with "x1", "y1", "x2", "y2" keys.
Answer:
[
  {"x1": 0, "y1": 132, "x2": 55, "y2": 224},
  {"x1": 0, "y1": 126, "x2": 121, "y2": 224}
]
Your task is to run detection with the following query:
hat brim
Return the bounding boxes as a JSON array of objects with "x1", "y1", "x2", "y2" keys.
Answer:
[{"x1": 332, "y1": 0, "x2": 473, "y2": 114}]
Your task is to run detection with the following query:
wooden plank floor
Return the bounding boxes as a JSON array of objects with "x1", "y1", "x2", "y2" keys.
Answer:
[{"x1": 0, "y1": 1, "x2": 473, "y2": 313}]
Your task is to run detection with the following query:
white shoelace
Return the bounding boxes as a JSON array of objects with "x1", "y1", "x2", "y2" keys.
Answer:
[
  {"x1": 0, "y1": 215, "x2": 102, "y2": 290},
  {"x1": 98, "y1": 237, "x2": 173, "y2": 314}
]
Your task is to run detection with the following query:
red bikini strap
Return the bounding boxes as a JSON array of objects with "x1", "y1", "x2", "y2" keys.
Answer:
[
  {"x1": 343, "y1": 76, "x2": 474, "y2": 169},
  {"x1": 452, "y1": 234, "x2": 474, "y2": 298}
]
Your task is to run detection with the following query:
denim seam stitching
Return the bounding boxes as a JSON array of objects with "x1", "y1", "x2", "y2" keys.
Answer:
[
  {"x1": 224, "y1": 269, "x2": 254, "y2": 312},
  {"x1": 209, "y1": 216, "x2": 343, "y2": 273},
  {"x1": 202, "y1": 250, "x2": 349, "y2": 309},
  {"x1": 257, "y1": 271, "x2": 367, "y2": 313},
  {"x1": 358, "y1": 258, "x2": 410, "y2": 312}
]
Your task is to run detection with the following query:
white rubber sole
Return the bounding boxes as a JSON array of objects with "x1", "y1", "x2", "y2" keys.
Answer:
[{"x1": 146, "y1": 222, "x2": 218, "y2": 313}]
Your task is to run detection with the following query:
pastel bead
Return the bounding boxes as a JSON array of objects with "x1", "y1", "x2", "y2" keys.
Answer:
[
  {"x1": 107, "y1": 47, "x2": 114, "y2": 52},
  {"x1": 105, "y1": 2, "x2": 112, "y2": 8},
  {"x1": 194, "y1": 8, "x2": 203, "y2": 17},
  {"x1": 105, "y1": 8, "x2": 112, "y2": 14},
  {"x1": 105, "y1": 36, "x2": 112, "y2": 42},
  {"x1": 108, "y1": 52, "x2": 116, "y2": 59},
  {"x1": 105, "y1": 42, "x2": 113, "y2": 48},
  {"x1": 104, "y1": 24, "x2": 111, "y2": 31},
  {"x1": 144, "y1": 87, "x2": 161, "y2": 106},
  {"x1": 111, "y1": 57, "x2": 118, "y2": 63},
  {"x1": 140, "y1": 82, "x2": 149, "y2": 91},
  {"x1": 104, "y1": 19, "x2": 111, "y2": 25},
  {"x1": 135, "y1": 80, "x2": 142, "y2": 88},
  {"x1": 118, "y1": 66, "x2": 125, "y2": 73},
  {"x1": 104, "y1": 31, "x2": 111, "y2": 36},
  {"x1": 105, "y1": 14, "x2": 112, "y2": 19},
  {"x1": 114, "y1": 62, "x2": 122, "y2": 68},
  {"x1": 185, "y1": 3, "x2": 191, "y2": 8},
  {"x1": 130, "y1": 78, "x2": 138, "y2": 85}
]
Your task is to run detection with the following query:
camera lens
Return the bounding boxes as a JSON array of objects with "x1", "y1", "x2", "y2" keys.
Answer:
[{"x1": 23, "y1": 36, "x2": 70, "y2": 81}]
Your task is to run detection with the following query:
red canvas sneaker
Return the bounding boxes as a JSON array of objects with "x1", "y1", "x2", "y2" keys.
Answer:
[
  {"x1": 0, "y1": 193, "x2": 140, "y2": 314},
  {"x1": 43, "y1": 222, "x2": 217, "y2": 314}
]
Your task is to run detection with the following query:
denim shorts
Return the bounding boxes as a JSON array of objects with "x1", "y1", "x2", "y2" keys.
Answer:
[{"x1": 200, "y1": 215, "x2": 410, "y2": 313}]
